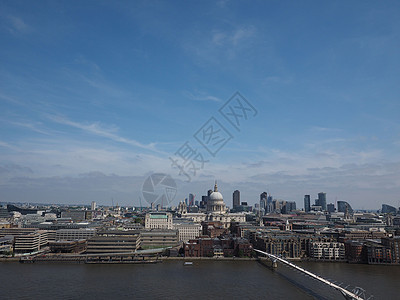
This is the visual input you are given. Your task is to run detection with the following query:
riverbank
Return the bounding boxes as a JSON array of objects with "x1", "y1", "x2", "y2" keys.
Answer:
[{"x1": 162, "y1": 256, "x2": 257, "y2": 261}]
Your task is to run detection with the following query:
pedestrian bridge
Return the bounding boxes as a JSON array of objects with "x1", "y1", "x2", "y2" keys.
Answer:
[{"x1": 254, "y1": 249, "x2": 373, "y2": 300}]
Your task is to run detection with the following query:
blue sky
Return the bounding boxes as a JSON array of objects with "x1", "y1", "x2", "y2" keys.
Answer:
[{"x1": 1, "y1": 1, "x2": 399, "y2": 209}]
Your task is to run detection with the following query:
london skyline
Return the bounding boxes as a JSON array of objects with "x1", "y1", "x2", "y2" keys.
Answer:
[{"x1": 1, "y1": 1, "x2": 400, "y2": 209}]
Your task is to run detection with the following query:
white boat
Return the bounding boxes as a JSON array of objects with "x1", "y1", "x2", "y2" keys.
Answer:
[{"x1": 183, "y1": 261, "x2": 193, "y2": 266}]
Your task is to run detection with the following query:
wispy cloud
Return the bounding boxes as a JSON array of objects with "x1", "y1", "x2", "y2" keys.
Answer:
[
  {"x1": 0, "y1": 93, "x2": 23, "y2": 105},
  {"x1": 8, "y1": 121, "x2": 51, "y2": 135},
  {"x1": 0, "y1": 140, "x2": 20, "y2": 152},
  {"x1": 211, "y1": 26, "x2": 256, "y2": 47},
  {"x1": 184, "y1": 25, "x2": 257, "y2": 63},
  {"x1": 6, "y1": 15, "x2": 31, "y2": 34},
  {"x1": 183, "y1": 90, "x2": 222, "y2": 102},
  {"x1": 309, "y1": 126, "x2": 342, "y2": 133},
  {"x1": 47, "y1": 115, "x2": 161, "y2": 153}
]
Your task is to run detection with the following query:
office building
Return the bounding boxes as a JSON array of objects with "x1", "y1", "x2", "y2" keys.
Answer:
[
  {"x1": 233, "y1": 190, "x2": 240, "y2": 209},
  {"x1": 145, "y1": 212, "x2": 173, "y2": 230},
  {"x1": 140, "y1": 230, "x2": 179, "y2": 249},
  {"x1": 55, "y1": 228, "x2": 97, "y2": 241},
  {"x1": 282, "y1": 201, "x2": 296, "y2": 214},
  {"x1": 327, "y1": 203, "x2": 335, "y2": 213},
  {"x1": 173, "y1": 221, "x2": 201, "y2": 243},
  {"x1": 318, "y1": 192, "x2": 327, "y2": 211},
  {"x1": 14, "y1": 230, "x2": 49, "y2": 254},
  {"x1": 86, "y1": 230, "x2": 140, "y2": 254},
  {"x1": 304, "y1": 195, "x2": 311, "y2": 212},
  {"x1": 189, "y1": 194, "x2": 195, "y2": 206},
  {"x1": 382, "y1": 204, "x2": 397, "y2": 214},
  {"x1": 337, "y1": 201, "x2": 353, "y2": 214}
]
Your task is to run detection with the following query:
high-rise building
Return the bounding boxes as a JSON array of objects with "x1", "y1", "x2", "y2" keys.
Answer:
[
  {"x1": 189, "y1": 194, "x2": 195, "y2": 206},
  {"x1": 382, "y1": 204, "x2": 397, "y2": 214},
  {"x1": 304, "y1": 195, "x2": 311, "y2": 212},
  {"x1": 327, "y1": 203, "x2": 335, "y2": 213},
  {"x1": 260, "y1": 198, "x2": 266, "y2": 210},
  {"x1": 318, "y1": 192, "x2": 327, "y2": 211},
  {"x1": 91, "y1": 201, "x2": 97, "y2": 211},
  {"x1": 260, "y1": 192, "x2": 267, "y2": 210},
  {"x1": 233, "y1": 190, "x2": 240, "y2": 209},
  {"x1": 282, "y1": 201, "x2": 296, "y2": 214},
  {"x1": 260, "y1": 192, "x2": 268, "y2": 201},
  {"x1": 200, "y1": 195, "x2": 208, "y2": 209},
  {"x1": 266, "y1": 194, "x2": 273, "y2": 213},
  {"x1": 337, "y1": 201, "x2": 353, "y2": 214}
]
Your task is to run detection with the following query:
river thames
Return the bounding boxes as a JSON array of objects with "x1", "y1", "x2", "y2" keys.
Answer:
[{"x1": 1, "y1": 260, "x2": 399, "y2": 299}]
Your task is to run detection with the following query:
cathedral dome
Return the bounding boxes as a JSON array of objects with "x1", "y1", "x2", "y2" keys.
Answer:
[
  {"x1": 206, "y1": 181, "x2": 226, "y2": 214},
  {"x1": 209, "y1": 191, "x2": 223, "y2": 201}
]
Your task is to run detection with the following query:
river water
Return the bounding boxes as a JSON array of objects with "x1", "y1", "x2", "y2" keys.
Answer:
[{"x1": 0, "y1": 260, "x2": 399, "y2": 299}]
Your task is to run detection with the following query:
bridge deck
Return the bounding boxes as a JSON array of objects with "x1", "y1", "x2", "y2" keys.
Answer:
[{"x1": 254, "y1": 249, "x2": 367, "y2": 300}]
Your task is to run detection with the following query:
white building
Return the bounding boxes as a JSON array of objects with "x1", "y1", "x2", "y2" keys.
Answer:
[
  {"x1": 207, "y1": 182, "x2": 226, "y2": 213},
  {"x1": 309, "y1": 242, "x2": 345, "y2": 260},
  {"x1": 145, "y1": 212, "x2": 173, "y2": 230},
  {"x1": 180, "y1": 182, "x2": 246, "y2": 228},
  {"x1": 173, "y1": 221, "x2": 201, "y2": 243}
]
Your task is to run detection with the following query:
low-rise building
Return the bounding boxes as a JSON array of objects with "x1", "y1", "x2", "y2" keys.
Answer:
[
  {"x1": 55, "y1": 228, "x2": 97, "y2": 241},
  {"x1": 184, "y1": 236, "x2": 252, "y2": 258},
  {"x1": 140, "y1": 230, "x2": 178, "y2": 249},
  {"x1": 173, "y1": 221, "x2": 201, "y2": 243},
  {"x1": 0, "y1": 236, "x2": 13, "y2": 254},
  {"x1": 86, "y1": 230, "x2": 140, "y2": 254},
  {"x1": 14, "y1": 230, "x2": 49, "y2": 254},
  {"x1": 49, "y1": 240, "x2": 87, "y2": 253},
  {"x1": 60, "y1": 210, "x2": 88, "y2": 222},
  {"x1": 345, "y1": 240, "x2": 367, "y2": 263},
  {"x1": 145, "y1": 212, "x2": 173, "y2": 230},
  {"x1": 309, "y1": 242, "x2": 345, "y2": 260}
]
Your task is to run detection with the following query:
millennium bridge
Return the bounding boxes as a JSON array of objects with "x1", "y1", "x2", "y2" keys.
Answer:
[{"x1": 254, "y1": 249, "x2": 373, "y2": 300}]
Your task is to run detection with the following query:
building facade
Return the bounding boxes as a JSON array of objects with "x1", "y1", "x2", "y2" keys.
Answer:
[
  {"x1": 233, "y1": 190, "x2": 240, "y2": 209},
  {"x1": 173, "y1": 221, "x2": 201, "y2": 243},
  {"x1": 145, "y1": 212, "x2": 173, "y2": 230},
  {"x1": 309, "y1": 242, "x2": 345, "y2": 260},
  {"x1": 304, "y1": 195, "x2": 311, "y2": 212}
]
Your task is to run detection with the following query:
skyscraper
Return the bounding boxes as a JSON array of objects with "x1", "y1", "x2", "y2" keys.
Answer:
[
  {"x1": 260, "y1": 198, "x2": 266, "y2": 211},
  {"x1": 337, "y1": 201, "x2": 353, "y2": 214},
  {"x1": 189, "y1": 193, "x2": 195, "y2": 206},
  {"x1": 327, "y1": 203, "x2": 335, "y2": 213},
  {"x1": 233, "y1": 190, "x2": 240, "y2": 209},
  {"x1": 260, "y1": 192, "x2": 267, "y2": 209},
  {"x1": 304, "y1": 195, "x2": 311, "y2": 212},
  {"x1": 200, "y1": 195, "x2": 208, "y2": 209},
  {"x1": 266, "y1": 194, "x2": 273, "y2": 213},
  {"x1": 318, "y1": 192, "x2": 327, "y2": 211}
]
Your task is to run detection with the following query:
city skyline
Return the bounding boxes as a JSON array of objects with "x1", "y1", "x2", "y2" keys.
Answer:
[{"x1": 1, "y1": 1, "x2": 400, "y2": 208}]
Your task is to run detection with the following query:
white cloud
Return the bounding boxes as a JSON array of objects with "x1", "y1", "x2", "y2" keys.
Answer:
[
  {"x1": 231, "y1": 26, "x2": 255, "y2": 45},
  {"x1": 6, "y1": 15, "x2": 31, "y2": 33},
  {"x1": 211, "y1": 26, "x2": 256, "y2": 47},
  {"x1": 7, "y1": 120, "x2": 51, "y2": 135},
  {"x1": 182, "y1": 90, "x2": 222, "y2": 102},
  {"x1": 47, "y1": 115, "x2": 162, "y2": 153}
]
